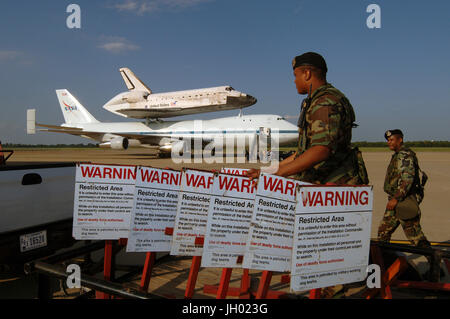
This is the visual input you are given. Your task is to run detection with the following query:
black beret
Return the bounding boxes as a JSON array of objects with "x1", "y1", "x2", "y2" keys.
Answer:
[
  {"x1": 384, "y1": 129, "x2": 404, "y2": 140},
  {"x1": 292, "y1": 52, "x2": 328, "y2": 73}
]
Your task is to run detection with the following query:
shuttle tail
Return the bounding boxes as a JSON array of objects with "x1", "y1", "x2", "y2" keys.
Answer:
[
  {"x1": 56, "y1": 89, "x2": 99, "y2": 124},
  {"x1": 119, "y1": 67, "x2": 152, "y2": 94}
]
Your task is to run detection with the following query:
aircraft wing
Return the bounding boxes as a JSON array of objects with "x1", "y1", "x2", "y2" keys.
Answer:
[
  {"x1": 36, "y1": 123, "x2": 204, "y2": 145},
  {"x1": 37, "y1": 127, "x2": 159, "y2": 144},
  {"x1": 115, "y1": 105, "x2": 244, "y2": 119},
  {"x1": 37, "y1": 124, "x2": 106, "y2": 141},
  {"x1": 37, "y1": 123, "x2": 83, "y2": 131}
]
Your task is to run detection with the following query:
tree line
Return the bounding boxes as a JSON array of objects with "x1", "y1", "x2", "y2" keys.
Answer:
[
  {"x1": 2, "y1": 141, "x2": 450, "y2": 148},
  {"x1": 282, "y1": 141, "x2": 450, "y2": 148},
  {"x1": 2, "y1": 143, "x2": 99, "y2": 148},
  {"x1": 353, "y1": 141, "x2": 450, "y2": 148}
]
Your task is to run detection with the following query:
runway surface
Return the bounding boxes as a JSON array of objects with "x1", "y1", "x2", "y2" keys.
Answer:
[
  {"x1": 8, "y1": 148, "x2": 450, "y2": 243},
  {"x1": 2, "y1": 148, "x2": 449, "y2": 299}
]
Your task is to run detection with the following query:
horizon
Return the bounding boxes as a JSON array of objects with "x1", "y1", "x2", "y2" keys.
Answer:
[
  {"x1": 3, "y1": 140, "x2": 450, "y2": 146},
  {"x1": 1, "y1": 1, "x2": 449, "y2": 144}
]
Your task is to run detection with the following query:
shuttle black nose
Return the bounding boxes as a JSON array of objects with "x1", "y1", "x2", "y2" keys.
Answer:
[{"x1": 247, "y1": 95, "x2": 257, "y2": 105}]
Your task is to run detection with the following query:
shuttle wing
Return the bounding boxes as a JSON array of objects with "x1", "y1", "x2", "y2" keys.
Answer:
[{"x1": 114, "y1": 104, "x2": 247, "y2": 119}]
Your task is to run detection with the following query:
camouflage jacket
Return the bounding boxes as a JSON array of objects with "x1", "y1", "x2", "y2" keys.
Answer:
[
  {"x1": 294, "y1": 83, "x2": 359, "y2": 184},
  {"x1": 384, "y1": 145, "x2": 420, "y2": 201}
]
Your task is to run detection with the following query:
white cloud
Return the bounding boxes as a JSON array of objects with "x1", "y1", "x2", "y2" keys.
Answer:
[
  {"x1": 110, "y1": 0, "x2": 211, "y2": 15},
  {"x1": 113, "y1": 0, "x2": 141, "y2": 12},
  {"x1": 0, "y1": 50, "x2": 32, "y2": 65},
  {"x1": 97, "y1": 37, "x2": 140, "y2": 54},
  {"x1": 0, "y1": 50, "x2": 23, "y2": 61}
]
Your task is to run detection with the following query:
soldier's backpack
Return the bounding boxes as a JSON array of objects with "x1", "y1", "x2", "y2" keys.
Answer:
[
  {"x1": 408, "y1": 149, "x2": 427, "y2": 204},
  {"x1": 415, "y1": 168, "x2": 428, "y2": 204}
]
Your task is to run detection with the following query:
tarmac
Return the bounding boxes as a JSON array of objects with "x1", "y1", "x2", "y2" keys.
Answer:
[
  {"x1": 7, "y1": 148, "x2": 450, "y2": 243},
  {"x1": 2, "y1": 148, "x2": 449, "y2": 299}
]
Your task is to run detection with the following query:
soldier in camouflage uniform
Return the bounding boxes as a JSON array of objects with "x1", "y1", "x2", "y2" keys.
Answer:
[
  {"x1": 246, "y1": 52, "x2": 366, "y2": 185},
  {"x1": 245, "y1": 52, "x2": 368, "y2": 298},
  {"x1": 377, "y1": 129, "x2": 430, "y2": 247},
  {"x1": 292, "y1": 80, "x2": 361, "y2": 185}
]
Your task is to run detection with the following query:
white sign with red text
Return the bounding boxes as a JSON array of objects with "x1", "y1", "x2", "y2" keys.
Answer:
[
  {"x1": 126, "y1": 167, "x2": 181, "y2": 252},
  {"x1": 73, "y1": 163, "x2": 136, "y2": 240},
  {"x1": 201, "y1": 173, "x2": 256, "y2": 268},
  {"x1": 220, "y1": 167, "x2": 250, "y2": 176},
  {"x1": 170, "y1": 169, "x2": 215, "y2": 256},
  {"x1": 243, "y1": 173, "x2": 310, "y2": 272},
  {"x1": 290, "y1": 186, "x2": 373, "y2": 292}
]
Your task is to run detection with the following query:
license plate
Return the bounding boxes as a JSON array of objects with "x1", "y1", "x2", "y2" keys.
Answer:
[{"x1": 20, "y1": 230, "x2": 47, "y2": 252}]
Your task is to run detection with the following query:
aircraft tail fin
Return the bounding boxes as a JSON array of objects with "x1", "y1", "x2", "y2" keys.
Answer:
[
  {"x1": 56, "y1": 89, "x2": 99, "y2": 124},
  {"x1": 119, "y1": 67, "x2": 152, "y2": 94}
]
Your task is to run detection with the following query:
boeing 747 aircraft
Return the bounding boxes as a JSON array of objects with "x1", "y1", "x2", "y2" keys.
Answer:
[{"x1": 27, "y1": 90, "x2": 298, "y2": 157}]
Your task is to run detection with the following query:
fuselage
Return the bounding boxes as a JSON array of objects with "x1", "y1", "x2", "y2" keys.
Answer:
[
  {"x1": 103, "y1": 86, "x2": 257, "y2": 119},
  {"x1": 65, "y1": 114, "x2": 298, "y2": 147}
]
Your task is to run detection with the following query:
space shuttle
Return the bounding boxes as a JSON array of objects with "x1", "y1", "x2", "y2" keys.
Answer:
[{"x1": 103, "y1": 68, "x2": 257, "y2": 119}]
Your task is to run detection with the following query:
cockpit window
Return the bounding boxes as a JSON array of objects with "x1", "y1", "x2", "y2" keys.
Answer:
[
  {"x1": 225, "y1": 86, "x2": 234, "y2": 91},
  {"x1": 277, "y1": 117, "x2": 285, "y2": 120}
]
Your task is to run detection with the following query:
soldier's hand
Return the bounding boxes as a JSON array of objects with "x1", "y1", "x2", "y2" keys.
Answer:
[
  {"x1": 386, "y1": 198, "x2": 398, "y2": 211},
  {"x1": 244, "y1": 168, "x2": 261, "y2": 180}
]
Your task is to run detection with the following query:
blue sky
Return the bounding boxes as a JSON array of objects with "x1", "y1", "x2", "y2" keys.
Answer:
[{"x1": 0, "y1": 0, "x2": 449, "y2": 144}]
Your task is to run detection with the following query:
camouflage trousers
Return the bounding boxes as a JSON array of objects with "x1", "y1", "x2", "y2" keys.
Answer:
[{"x1": 377, "y1": 208, "x2": 430, "y2": 247}]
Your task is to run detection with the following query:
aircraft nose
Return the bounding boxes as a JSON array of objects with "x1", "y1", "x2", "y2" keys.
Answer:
[
  {"x1": 246, "y1": 95, "x2": 257, "y2": 105},
  {"x1": 103, "y1": 98, "x2": 115, "y2": 111}
]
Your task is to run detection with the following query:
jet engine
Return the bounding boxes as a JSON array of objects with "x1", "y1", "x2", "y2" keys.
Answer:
[
  {"x1": 99, "y1": 137, "x2": 129, "y2": 150},
  {"x1": 159, "y1": 140, "x2": 186, "y2": 155}
]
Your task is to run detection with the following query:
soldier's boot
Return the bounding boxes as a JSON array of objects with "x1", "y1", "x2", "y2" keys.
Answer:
[
  {"x1": 410, "y1": 233, "x2": 432, "y2": 262},
  {"x1": 414, "y1": 239, "x2": 437, "y2": 281},
  {"x1": 320, "y1": 284, "x2": 344, "y2": 299}
]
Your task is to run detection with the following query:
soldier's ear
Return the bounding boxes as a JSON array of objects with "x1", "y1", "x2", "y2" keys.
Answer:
[{"x1": 304, "y1": 68, "x2": 312, "y2": 81}]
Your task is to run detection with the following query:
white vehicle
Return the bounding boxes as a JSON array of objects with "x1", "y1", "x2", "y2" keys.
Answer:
[
  {"x1": 27, "y1": 90, "x2": 298, "y2": 157},
  {"x1": 103, "y1": 68, "x2": 257, "y2": 119},
  {"x1": 0, "y1": 163, "x2": 76, "y2": 265}
]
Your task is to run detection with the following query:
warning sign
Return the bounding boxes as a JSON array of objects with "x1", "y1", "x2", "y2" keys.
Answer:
[
  {"x1": 290, "y1": 186, "x2": 373, "y2": 291},
  {"x1": 126, "y1": 167, "x2": 181, "y2": 252},
  {"x1": 243, "y1": 173, "x2": 309, "y2": 272},
  {"x1": 220, "y1": 167, "x2": 250, "y2": 176},
  {"x1": 201, "y1": 173, "x2": 256, "y2": 268},
  {"x1": 170, "y1": 169, "x2": 214, "y2": 256},
  {"x1": 73, "y1": 163, "x2": 136, "y2": 240}
]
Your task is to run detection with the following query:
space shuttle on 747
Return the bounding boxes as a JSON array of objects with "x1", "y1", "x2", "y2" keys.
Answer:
[
  {"x1": 27, "y1": 89, "x2": 298, "y2": 157},
  {"x1": 103, "y1": 68, "x2": 257, "y2": 119}
]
